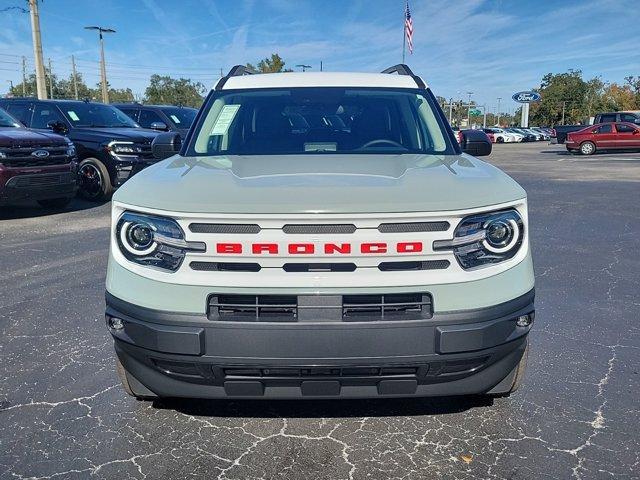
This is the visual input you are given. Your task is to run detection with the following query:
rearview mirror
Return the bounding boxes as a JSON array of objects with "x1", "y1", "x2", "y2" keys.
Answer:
[
  {"x1": 150, "y1": 121, "x2": 168, "y2": 131},
  {"x1": 460, "y1": 129, "x2": 492, "y2": 157},
  {"x1": 152, "y1": 131, "x2": 182, "y2": 160}
]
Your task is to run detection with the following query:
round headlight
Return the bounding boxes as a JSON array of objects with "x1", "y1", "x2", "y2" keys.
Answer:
[
  {"x1": 119, "y1": 221, "x2": 156, "y2": 255},
  {"x1": 483, "y1": 218, "x2": 519, "y2": 253},
  {"x1": 128, "y1": 224, "x2": 153, "y2": 249}
]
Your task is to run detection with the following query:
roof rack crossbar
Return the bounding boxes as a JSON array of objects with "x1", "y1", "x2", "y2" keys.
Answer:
[
  {"x1": 216, "y1": 65, "x2": 257, "y2": 90},
  {"x1": 381, "y1": 64, "x2": 426, "y2": 89}
]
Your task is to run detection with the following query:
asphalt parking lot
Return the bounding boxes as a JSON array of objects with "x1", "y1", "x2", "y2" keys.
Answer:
[{"x1": 1, "y1": 142, "x2": 639, "y2": 480}]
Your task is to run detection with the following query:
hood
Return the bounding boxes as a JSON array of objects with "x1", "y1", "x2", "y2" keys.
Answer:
[
  {"x1": 114, "y1": 153, "x2": 526, "y2": 214},
  {"x1": 69, "y1": 127, "x2": 159, "y2": 144},
  {"x1": 0, "y1": 127, "x2": 69, "y2": 147}
]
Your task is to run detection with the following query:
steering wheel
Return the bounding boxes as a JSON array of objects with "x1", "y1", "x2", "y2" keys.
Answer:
[{"x1": 360, "y1": 139, "x2": 405, "y2": 149}]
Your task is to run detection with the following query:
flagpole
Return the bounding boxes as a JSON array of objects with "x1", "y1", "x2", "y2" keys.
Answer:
[{"x1": 402, "y1": 2, "x2": 406, "y2": 63}]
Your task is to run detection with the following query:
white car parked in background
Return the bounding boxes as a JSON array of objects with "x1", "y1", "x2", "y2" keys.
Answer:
[{"x1": 483, "y1": 128, "x2": 520, "y2": 143}]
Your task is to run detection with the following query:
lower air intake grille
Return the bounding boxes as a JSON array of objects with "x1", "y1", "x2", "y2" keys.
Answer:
[
  {"x1": 209, "y1": 295, "x2": 298, "y2": 321},
  {"x1": 342, "y1": 293, "x2": 432, "y2": 320},
  {"x1": 208, "y1": 293, "x2": 433, "y2": 322}
]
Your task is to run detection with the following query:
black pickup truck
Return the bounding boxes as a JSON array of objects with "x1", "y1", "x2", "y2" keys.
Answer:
[
  {"x1": 593, "y1": 111, "x2": 640, "y2": 125},
  {"x1": 551, "y1": 125, "x2": 587, "y2": 144}
]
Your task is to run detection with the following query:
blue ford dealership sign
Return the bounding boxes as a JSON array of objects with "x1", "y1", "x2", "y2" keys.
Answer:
[{"x1": 512, "y1": 91, "x2": 541, "y2": 103}]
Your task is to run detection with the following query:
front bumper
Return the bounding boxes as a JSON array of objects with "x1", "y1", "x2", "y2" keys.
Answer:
[
  {"x1": 111, "y1": 157, "x2": 157, "y2": 187},
  {"x1": 106, "y1": 289, "x2": 534, "y2": 399},
  {"x1": 0, "y1": 168, "x2": 77, "y2": 205}
]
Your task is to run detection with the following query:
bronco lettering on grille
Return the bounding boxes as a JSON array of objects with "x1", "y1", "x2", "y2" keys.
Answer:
[{"x1": 214, "y1": 242, "x2": 424, "y2": 255}]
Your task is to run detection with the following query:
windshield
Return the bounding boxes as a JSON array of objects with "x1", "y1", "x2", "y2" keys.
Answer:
[
  {"x1": 161, "y1": 107, "x2": 197, "y2": 128},
  {"x1": 0, "y1": 108, "x2": 21, "y2": 128},
  {"x1": 189, "y1": 88, "x2": 455, "y2": 155},
  {"x1": 61, "y1": 103, "x2": 138, "y2": 128}
]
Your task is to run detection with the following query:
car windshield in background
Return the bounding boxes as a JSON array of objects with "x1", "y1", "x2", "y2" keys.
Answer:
[
  {"x1": 190, "y1": 88, "x2": 455, "y2": 155},
  {"x1": 61, "y1": 103, "x2": 138, "y2": 128},
  {"x1": 161, "y1": 107, "x2": 197, "y2": 127},
  {"x1": 0, "y1": 108, "x2": 21, "y2": 128}
]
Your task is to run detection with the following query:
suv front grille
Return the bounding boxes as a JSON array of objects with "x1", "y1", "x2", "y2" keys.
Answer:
[
  {"x1": 2, "y1": 145, "x2": 71, "y2": 167},
  {"x1": 208, "y1": 293, "x2": 433, "y2": 322}
]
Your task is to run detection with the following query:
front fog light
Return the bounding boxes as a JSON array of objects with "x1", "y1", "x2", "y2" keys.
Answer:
[
  {"x1": 516, "y1": 313, "x2": 534, "y2": 327},
  {"x1": 108, "y1": 317, "x2": 124, "y2": 330}
]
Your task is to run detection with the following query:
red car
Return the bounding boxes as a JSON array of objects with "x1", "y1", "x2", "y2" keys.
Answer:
[{"x1": 566, "y1": 122, "x2": 640, "y2": 155}]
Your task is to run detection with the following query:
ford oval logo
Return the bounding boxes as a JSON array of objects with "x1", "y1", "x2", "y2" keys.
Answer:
[
  {"x1": 31, "y1": 149, "x2": 50, "y2": 158},
  {"x1": 512, "y1": 91, "x2": 541, "y2": 103}
]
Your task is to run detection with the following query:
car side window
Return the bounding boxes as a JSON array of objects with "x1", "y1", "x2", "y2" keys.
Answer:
[
  {"x1": 31, "y1": 104, "x2": 66, "y2": 129},
  {"x1": 118, "y1": 108, "x2": 139, "y2": 123},
  {"x1": 138, "y1": 109, "x2": 163, "y2": 128},
  {"x1": 616, "y1": 123, "x2": 636, "y2": 133},
  {"x1": 620, "y1": 114, "x2": 639, "y2": 124},
  {"x1": 5, "y1": 103, "x2": 32, "y2": 126},
  {"x1": 599, "y1": 114, "x2": 616, "y2": 123},
  {"x1": 597, "y1": 124, "x2": 613, "y2": 134}
]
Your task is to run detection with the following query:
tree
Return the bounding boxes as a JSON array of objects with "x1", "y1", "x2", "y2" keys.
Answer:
[
  {"x1": 143, "y1": 75, "x2": 206, "y2": 107},
  {"x1": 246, "y1": 54, "x2": 292, "y2": 73},
  {"x1": 529, "y1": 70, "x2": 588, "y2": 126},
  {"x1": 600, "y1": 83, "x2": 637, "y2": 111}
]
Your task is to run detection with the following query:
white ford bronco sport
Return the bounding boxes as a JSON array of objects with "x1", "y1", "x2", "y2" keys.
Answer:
[{"x1": 106, "y1": 65, "x2": 534, "y2": 400}]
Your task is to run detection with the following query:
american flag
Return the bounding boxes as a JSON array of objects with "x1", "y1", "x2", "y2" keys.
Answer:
[{"x1": 405, "y1": 1, "x2": 414, "y2": 54}]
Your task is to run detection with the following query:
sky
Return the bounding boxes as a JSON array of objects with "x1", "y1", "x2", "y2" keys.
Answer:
[{"x1": 0, "y1": 0, "x2": 637, "y2": 113}]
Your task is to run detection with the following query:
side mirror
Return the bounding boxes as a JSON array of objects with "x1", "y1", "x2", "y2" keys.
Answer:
[
  {"x1": 152, "y1": 131, "x2": 182, "y2": 160},
  {"x1": 460, "y1": 130, "x2": 492, "y2": 156},
  {"x1": 150, "y1": 121, "x2": 168, "y2": 131},
  {"x1": 46, "y1": 120, "x2": 68, "y2": 134}
]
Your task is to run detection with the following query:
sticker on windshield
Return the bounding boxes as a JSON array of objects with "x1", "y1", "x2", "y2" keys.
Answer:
[
  {"x1": 211, "y1": 105, "x2": 240, "y2": 135},
  {"x1": 68, "y1": 111, "x2": 80, "y2": 122},
  {"x1": 170, "y1": 115, "x2": 181, "y2": 124}
]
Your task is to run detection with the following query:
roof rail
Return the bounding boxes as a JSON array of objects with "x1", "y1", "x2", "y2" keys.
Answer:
[
  {"x1": 381, "y1": 64, "x2": 425, "y2": 89},
  {"x1": 216, "y1": 65, "x2": 258, "y2": 90}
]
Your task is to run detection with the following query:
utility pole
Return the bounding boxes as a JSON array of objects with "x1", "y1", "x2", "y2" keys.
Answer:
[
  {"x1": 448, "y1": 98, "x2": 453, "y2": 124},
  {"x1": 466, "y1": 92, "x2": 473, "y2": 127},
  {"x1": 47, "y1": 58, "x2": 53, "y2": 99},
  {"x1": 28, "y1": 0, "x2": 47, "y2": 99},
  {"x1": 21, "y1": 56, "x2": 27, "y2": 96},
  {"x1": 85, "y1": 26, "x2": 115, "y2": 103},
  {"x1": 496, "y1": 97, "x2": 501, "y2": 126},
  {"x1": 320, "y1": 61, "x2": 323, "y2": 72},
  {"x1": 71, "y1": 55, "x2": 79, "y2": 99},
  {"x1": 482, "y1": 104, "x2": 487, "y2": 128}
]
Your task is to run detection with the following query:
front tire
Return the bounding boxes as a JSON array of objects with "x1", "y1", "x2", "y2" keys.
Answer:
[
  {"x1": 496, "y1": 136, "x2": 504, "y2": 143},
  {"x1": 78, "y1": 158, "x2": 113, "y2": 200},
  {"x1": 580, "y1": 141, "x2": 596, "y2": 155}
]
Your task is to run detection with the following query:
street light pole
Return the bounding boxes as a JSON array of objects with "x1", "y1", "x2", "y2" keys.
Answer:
[
  {"x1": 496, "y1": 97, "x2": 502, "y2": 126},
  {"x1": 85, "y1": 26, "x2": 115, "y2": 103},
  {"x1": 28, "y1": 0, "x2": 47, "y2": 99},
  {"x1": 466, "y1": 91, "x2": 473, "y2": 127}
]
